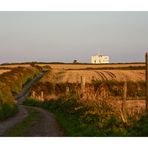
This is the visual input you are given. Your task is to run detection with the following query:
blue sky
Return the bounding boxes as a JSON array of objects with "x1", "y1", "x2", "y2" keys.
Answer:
[{"x1": 0, "y1": 11, "x2": 148, "y2": 63}]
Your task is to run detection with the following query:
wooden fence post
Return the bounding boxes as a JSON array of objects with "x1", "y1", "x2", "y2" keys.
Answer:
[
  {"x1": 32, "y1": 91, "x2": 35, "y2": 98},
  {"x1": 146, "y1": 52, "x2": 148, "y2": 111},
  {"x1": 66, "y1": 86, "x2": 70, "y2": 96},
  {"x1": 53, "y1": 83, "x2": 56, "y2": 94},
  {"x1": 81, "y1": 76, "x2": 85, "y2": 93},
  {"x1": 121, "y1": 81, "x2": 127, "y2": 123},
  {"x1": 41, "y1": 91, "x2": 44, "y2": 100}
]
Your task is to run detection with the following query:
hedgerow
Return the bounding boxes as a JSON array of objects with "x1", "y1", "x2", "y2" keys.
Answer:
[{"x1": 0, "y1": 66, "x2": 41, "y2": 120}]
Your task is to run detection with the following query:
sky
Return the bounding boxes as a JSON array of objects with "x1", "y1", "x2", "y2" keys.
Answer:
[{"x1": 0, "y1": 11, "x2": 148, "y2": 64}]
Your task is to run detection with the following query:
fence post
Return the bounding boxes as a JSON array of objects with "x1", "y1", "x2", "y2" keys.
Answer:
[
  {"x1": 32, "y1": 91, "x2": 35, "y2": 98},
  {"x1": 53, "y1": 83, "x2": 56, "y2": 94},
  {"x1": 66, "y1": 86, "x2": 70, "y2": 96},
  {"x1": 81, "y1": 76, "x2": 85, "y2": 93},
  {"x1": 146, "y1": 52, "x2": 148, "y2": 111},
  {"x1": 121, "y1": 81, "x2": 127, "y2": 123},
  {"x1": 41, "y1": 91, "x2": 44, "y2": 100}
]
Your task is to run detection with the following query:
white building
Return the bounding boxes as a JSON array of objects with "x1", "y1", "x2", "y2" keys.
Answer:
[{"x1": 91, "y1": 54, "x2": 109, "y2": 64}]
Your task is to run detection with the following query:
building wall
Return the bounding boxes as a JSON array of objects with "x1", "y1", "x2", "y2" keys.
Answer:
[{"x1": 91, "y1": 55, "x2": 109, "y2": 64}]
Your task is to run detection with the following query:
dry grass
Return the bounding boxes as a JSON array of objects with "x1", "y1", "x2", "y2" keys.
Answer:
[
  {"x1": 115, "y1": 99, "x2": 146, "y2": 115},
  {"x1": 76, "y1": 85, "x2": 146, "y2": 119},
  {"x1": 0, "y1": 70, "x2": 11, "y2": 75}
]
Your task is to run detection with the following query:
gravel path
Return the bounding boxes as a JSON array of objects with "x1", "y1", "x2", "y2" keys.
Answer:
[{"x1": 0, "y1": 71, "x2": 64, "y2": 137}]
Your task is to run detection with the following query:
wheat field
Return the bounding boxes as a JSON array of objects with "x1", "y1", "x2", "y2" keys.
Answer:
[
  {"x1": 0, "y1": 70, "x2": 11, "y2": 75},
  {"x1": 46, "y1": 69, "x2": 145, "y2": 83},
  {"x1": 38, "y1": 63, "x2": 145, "y2": 70},
  {"x1": 0, "y1": 63, "x2": 145, "y2": 82}
]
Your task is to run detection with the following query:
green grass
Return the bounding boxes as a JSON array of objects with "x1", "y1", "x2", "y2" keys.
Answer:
[
  {"x1": 23, "y1": 98, "x2": 128, "y2": 137},
  {"x1": 4, "y1": 108, "x2": 42, "y2": 137},
  {"x1": 0, "y1": 104, "x2": 18, "y2": 121},
  {"x1": 24, "y1": 97, "x2": 148, "y2": 137}
]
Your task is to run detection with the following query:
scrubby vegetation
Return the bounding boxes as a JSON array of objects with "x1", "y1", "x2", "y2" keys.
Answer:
[
  {"x1": 24, "y1": 76, "x2": 146, "y2": 136},
  {"x1": 0, "y1": 66, "x2": 41, "y2": 120},
  {"x1": 24, "y1": 94, "x2": 147, "y2": 136},
  {"x1": 30, "y1": 80, "x2": 145, "y2": 99},
  {"x1": 92, "y1": 80, "x2": 145, "y2": 98}
]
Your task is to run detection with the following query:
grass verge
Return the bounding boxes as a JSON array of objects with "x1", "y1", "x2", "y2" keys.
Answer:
[{"x1": 0, "y1": 104, "x2": 18, "y2": 121}]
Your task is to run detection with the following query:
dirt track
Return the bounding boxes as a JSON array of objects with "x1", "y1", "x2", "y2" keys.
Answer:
[
  {"x1": 0, "y1": 105, "x2": 28, "y2": 136},
  {"x1": 0, "y1": 72, "x2": 64, "y2": 137},
  {"x1": 25, "y1": 106, "x2": 63, "y2": 137}
]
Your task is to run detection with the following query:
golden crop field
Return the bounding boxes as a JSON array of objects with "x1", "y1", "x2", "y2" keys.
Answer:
[
  {"x1": 38, "y1": 63, "x2": 145, "y2": 70},
  {"x1": 0, "y1": 63, "x2": 145, "y2": 83},
  {"x1": 52, "y1": 69, "x2": 145, "y2": 83},
  {"x1": 0, "y1": 69, "x2": 11, "y2": 75},
  {"x1": 0, "y1": 64, "x2": 30, "y2": 69}
]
